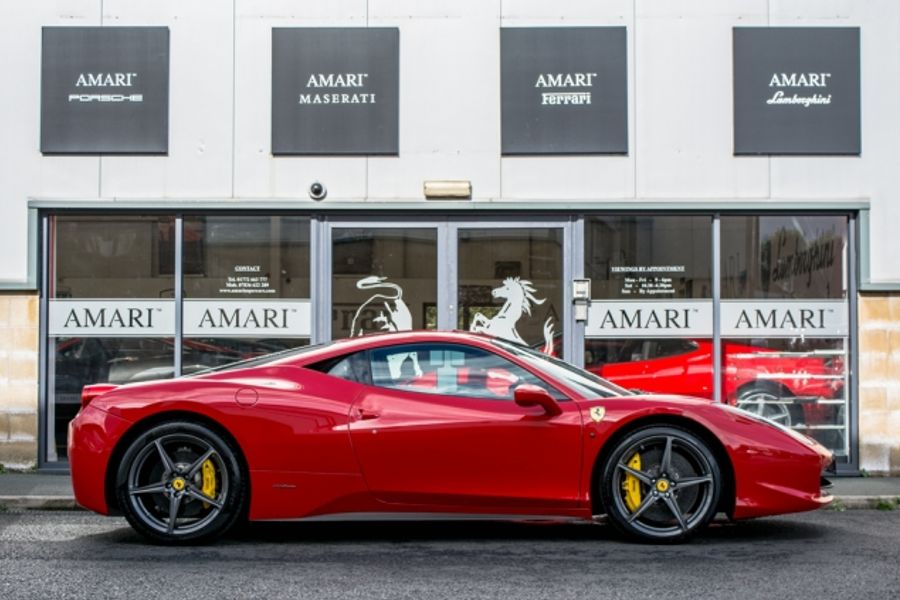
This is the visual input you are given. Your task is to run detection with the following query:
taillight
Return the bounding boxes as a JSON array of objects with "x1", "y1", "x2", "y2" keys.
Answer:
[{"x1": 81, "y1": 383, "x2": 118, "y2": 409}]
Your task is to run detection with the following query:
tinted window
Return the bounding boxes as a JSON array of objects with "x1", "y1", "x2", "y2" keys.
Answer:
[
  {"x1": 368, "y1": 343, "x2": 565, "y2": 401},
  {"x1": 493, "y1": 339, "x2": 627, "y2": 399},
  {"x1": 314, "y1": 351, "x2": 373, "y2": 385}
]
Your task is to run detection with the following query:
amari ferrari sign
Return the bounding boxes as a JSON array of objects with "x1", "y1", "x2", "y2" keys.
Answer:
[
  {"x1": 733, "y1": 27, "x2": 860, "y2": 155},
  {"x1": 501, "y1": 27, "x2": 628, "y2": 155},
  {"x1": 271, "y1": 28, "x2": 399, "y2": 155},
  {"x1": 41, "y1": 27, "x2": 170, "y2": 154}
]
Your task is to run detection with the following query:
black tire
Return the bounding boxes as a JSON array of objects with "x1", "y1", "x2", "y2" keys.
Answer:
[
  {"x1": 599, "y1": 425, "x2": 721, "y2": 543},
  {"x1": 115, "y1": 421, "x2": 247, "y2": 544}
]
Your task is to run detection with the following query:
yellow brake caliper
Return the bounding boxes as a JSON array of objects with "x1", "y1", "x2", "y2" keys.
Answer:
[
  {"x1": 201, "y1": 459, "x2": 217, "y2": 508},
  {"x1": 623, "y1": 452, "x2": 642, "y2": 513}
]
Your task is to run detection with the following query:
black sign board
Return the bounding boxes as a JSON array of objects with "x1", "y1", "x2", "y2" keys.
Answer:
[
  {"x1": 733, "y1": 27, "x2": 860, "y2": 155},
  {"x1": 501, "y1": 27, "x2": 628, "y2": 155},
  {"x1": 41, "y1": 27, "x2": 169, "y2": 154},
  {"x1": 272, "y1": 28, "x2": 399, "y2": 155}
]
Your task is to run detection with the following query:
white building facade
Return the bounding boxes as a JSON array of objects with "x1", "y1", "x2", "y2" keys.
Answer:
[{"x1": 1, "y1": 0, "x2": 898, "y2": 474}]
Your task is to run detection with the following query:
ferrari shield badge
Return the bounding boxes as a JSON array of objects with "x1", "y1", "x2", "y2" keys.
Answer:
[{"x1": 590, "y1": 406, "x2": 606, "y2": 423}]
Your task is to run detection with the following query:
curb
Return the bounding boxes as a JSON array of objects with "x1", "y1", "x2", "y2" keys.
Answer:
[
  {"x1": 0, "y1": 496, "x2": 80, "y2": 511},
  {"x1": 2, "y1": 495, "x2": 900, "y2": 512},
  {"x1": 831, "y1": 495, "x2": 900, "y2": 510}
]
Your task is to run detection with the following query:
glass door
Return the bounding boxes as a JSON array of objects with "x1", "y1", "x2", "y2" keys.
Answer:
[
  {"x1": 455, "y1": 226, "x2": 566, "y2": 358},
  {"x1": 328, "y1": 224, "x2": 441, "y2": 340},
  {"x1": 325, "y1": 219, "x2": 572, "y2": 360}
]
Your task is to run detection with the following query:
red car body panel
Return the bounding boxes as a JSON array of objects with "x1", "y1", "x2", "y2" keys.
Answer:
[{"x1": 68, "y1": 331, "x2": 832, "y2": 523}]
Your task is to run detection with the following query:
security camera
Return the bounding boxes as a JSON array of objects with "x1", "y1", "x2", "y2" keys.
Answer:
[{"x1": 308, "y1": 181, "x2": 327, "y2": 200}]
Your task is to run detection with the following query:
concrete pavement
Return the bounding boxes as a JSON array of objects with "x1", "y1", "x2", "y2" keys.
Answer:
[{"x1": 2, "y1": 472, "x2": 899, "y2": 511}]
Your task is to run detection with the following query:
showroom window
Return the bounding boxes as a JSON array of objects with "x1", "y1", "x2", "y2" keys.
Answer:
[
  {"x1": 583, "y1": 216, "x2": 715, "y2": 398},
  {"x1": 181, "y1": 216, "x2": 312, "y2": 372},
  {"x1": 720, "y1": 215, "x2": 850, "y2": 456},
  {"x1": 47, "y1": 215, "x2": 177, "y2": 461},
  {"x1": 44, "y1": 214, "x2": 313, "y2": 464}
]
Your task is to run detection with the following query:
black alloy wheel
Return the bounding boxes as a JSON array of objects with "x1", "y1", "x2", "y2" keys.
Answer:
[
  {"x1": 600, "y1": 426, "x2": 722, "y2": 542},
  {"x1": 115, "y1": 421, "x2": 246, "y2": 544}
]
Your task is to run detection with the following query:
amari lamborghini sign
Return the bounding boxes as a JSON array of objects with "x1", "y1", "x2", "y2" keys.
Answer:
[{"x1": 733, "y1": 27, "x2": 860, "y2": 155}]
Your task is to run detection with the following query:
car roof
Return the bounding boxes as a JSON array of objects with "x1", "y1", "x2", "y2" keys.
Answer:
[{"x1": 280, "y1": 330, "x2": 503, "y2": 366}]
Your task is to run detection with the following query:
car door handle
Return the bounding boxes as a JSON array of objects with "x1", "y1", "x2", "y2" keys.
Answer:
[{"x1": 355, "y1": 408, "x2": 380, "y2": 421}]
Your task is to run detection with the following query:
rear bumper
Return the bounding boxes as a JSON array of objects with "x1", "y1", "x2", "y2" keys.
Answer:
[{"x1": 67, "y1": 405, "x2": 133, "y2": 515}]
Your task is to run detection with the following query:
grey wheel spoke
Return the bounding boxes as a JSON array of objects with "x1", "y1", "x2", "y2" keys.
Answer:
[
  {"x1": 154, "y1": 439, "x2": 177, "y2": 476},
  {"x1": 627, "y1": 492, "x2": 660, "y2": 523},
  {"x1": 770, "y1": 411, "x2": 790, "y2": 424},
  {"x1": 166, "y1": 493, "x2": 183, "y2": 534},
  {"x1": 674, "y1": 475, "x2": 712, "y2": 489},
  {"x1": 186, "y1": 487, "x2": 223, "y2": 510},
  {"x1": 661, "y1": 436, "x2": 674, "y2": 473},
  {"x1": 128, "y1": 482, "x2": 167, "y2": 496},
  {"x1": 186, "y1": 447, "x2": 216, "y2": 479},
  {"x1": 662, "y1": 494, "x2": 688, "y2": 532},
  {"x1": 617, "y1": 463, "x2": 652, "y2": 485}
]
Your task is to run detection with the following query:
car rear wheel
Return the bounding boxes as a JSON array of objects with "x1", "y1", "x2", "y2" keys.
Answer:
[
  {"x1": 600, "y1": 426, "x2": 721, "y2": 543},
  {"x1": 115, "y1": 421, "x2": 246, "y2": 544}
]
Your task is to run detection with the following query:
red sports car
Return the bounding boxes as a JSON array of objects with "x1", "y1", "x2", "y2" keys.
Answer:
[
  {"x1": 69, "y1": 331, "x2": 833, "y2": 544},
  {"x1": 592, "y1": 339, "x2": 844, "y2": 430}
]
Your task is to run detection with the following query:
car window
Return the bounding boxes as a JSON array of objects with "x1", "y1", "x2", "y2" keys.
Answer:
[
  {"x1": 368, "y1": 343, "x2": 566, "y2": 401},
  {"x1": 492, "y1": 339, "x2": 628, "y2": 398},
  {"x1": 650, "y1": 339, "x2": 698, "y2": 359},
  {"x1": 326, "y1": 351, "x2": 372, "y2": 385}
]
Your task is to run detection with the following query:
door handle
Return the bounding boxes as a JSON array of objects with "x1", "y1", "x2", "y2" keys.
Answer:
[{"x1": 355, "y1": 408, "x2": 380, "y2": 421}]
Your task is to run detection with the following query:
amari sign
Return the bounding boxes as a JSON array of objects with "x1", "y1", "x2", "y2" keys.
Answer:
[
  {"x1": 501, "y1": 27, "x2": 628, "y2": 155},
  {"x1": 48, "y1": 300, "x2": 175, "y2": 337},
  {"x1": 586, "y1": 301, "x2": 713, "y2": 338},
  {"x1": 41, "y1": 27, "x2": 170, "y2": 154},
  {"x1": 722, "y1": 300, "x2": 848, "y2": 338},
  {"x1": 733, "y1": 27, "x2": 860, "y2": 155},
  {"x1": 271, "y1": 28, "x2": 399, "y2": 155},
  {"x1": 184, "y1": 300, "x2": 311, "y2": 338}
]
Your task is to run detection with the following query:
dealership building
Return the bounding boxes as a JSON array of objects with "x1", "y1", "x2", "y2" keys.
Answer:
[{"x1": 1, "y1": 1, "x2": 899, "y2": 475}]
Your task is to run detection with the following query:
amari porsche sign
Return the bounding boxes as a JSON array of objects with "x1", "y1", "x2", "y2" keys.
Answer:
[
  {"x1": 501, "y1": 27, "x2": 628, "y2": 155},
  {"x1": 271, "y1": 28, "x2": 400, "y2": 155},
  {"x1": 41, "y1": 27, "x2": 170, "y2": 154},
  {"x1": 733, "y1": 27, "x2": 860, "y2": 155}
]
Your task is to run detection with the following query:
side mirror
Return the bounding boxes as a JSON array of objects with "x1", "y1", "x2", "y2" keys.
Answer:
[{"x1": 514, "y1": 384, "x2": 562, "y2": 417}]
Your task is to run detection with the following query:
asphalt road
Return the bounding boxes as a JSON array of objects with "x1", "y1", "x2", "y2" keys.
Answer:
[{"x1": 0, "y1": 510, "x2": 898, "y2": 600}]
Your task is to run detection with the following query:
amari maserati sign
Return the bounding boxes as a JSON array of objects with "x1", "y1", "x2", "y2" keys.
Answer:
[
  {"x1": 41, "y1": 27, "x2": 170, "y2": 154},
  {"x1": 272, "y1": 28, "x2": 399, "y2": 155},
  {"x1": 501, "y1": 27, "x2": 628, "y2": 155},
  {"x1": 733, "y1": 27, "x2": 860, "y2": 155}
]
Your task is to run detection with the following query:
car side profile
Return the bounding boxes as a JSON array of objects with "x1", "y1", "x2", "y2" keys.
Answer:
[{"x1": 69, "y1": 331, "x2": 833, "y2": 544}]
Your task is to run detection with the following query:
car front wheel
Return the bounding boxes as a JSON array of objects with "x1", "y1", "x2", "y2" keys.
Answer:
[
  {"x1": 600, "y1": 425, "x2": 721, "y2": 543},
  {"x1": 115, "y1": 421, "x2": 246, "y2": 544}
]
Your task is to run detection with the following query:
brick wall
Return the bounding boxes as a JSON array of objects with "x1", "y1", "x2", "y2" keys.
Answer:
[
  {"x1": 0, "y1": 293, "x2": 38, "y2": 469},
  {"x1": 858, "y1": 294, "x2": 900, "y2": 473}
]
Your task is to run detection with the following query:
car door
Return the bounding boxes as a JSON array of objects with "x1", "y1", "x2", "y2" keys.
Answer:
[{"x1": 347, "y1": 342, "x2": 583, "y2": 511}]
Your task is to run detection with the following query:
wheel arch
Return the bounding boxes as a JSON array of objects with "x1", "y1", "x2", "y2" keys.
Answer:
[
  {"x1": 589, "y1": 414, "x2": 736, "y2": 518},
  {"x1": 104, "y1": 409, "x2": 250, "y2": 516}
]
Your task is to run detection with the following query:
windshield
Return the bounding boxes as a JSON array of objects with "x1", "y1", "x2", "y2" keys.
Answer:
[
  {"x1": 190, "y1": 342, "x2": 330, "y2": 376},
  {"x1": 492, "y1": 339, "x2": 631, "y2": 399}
]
